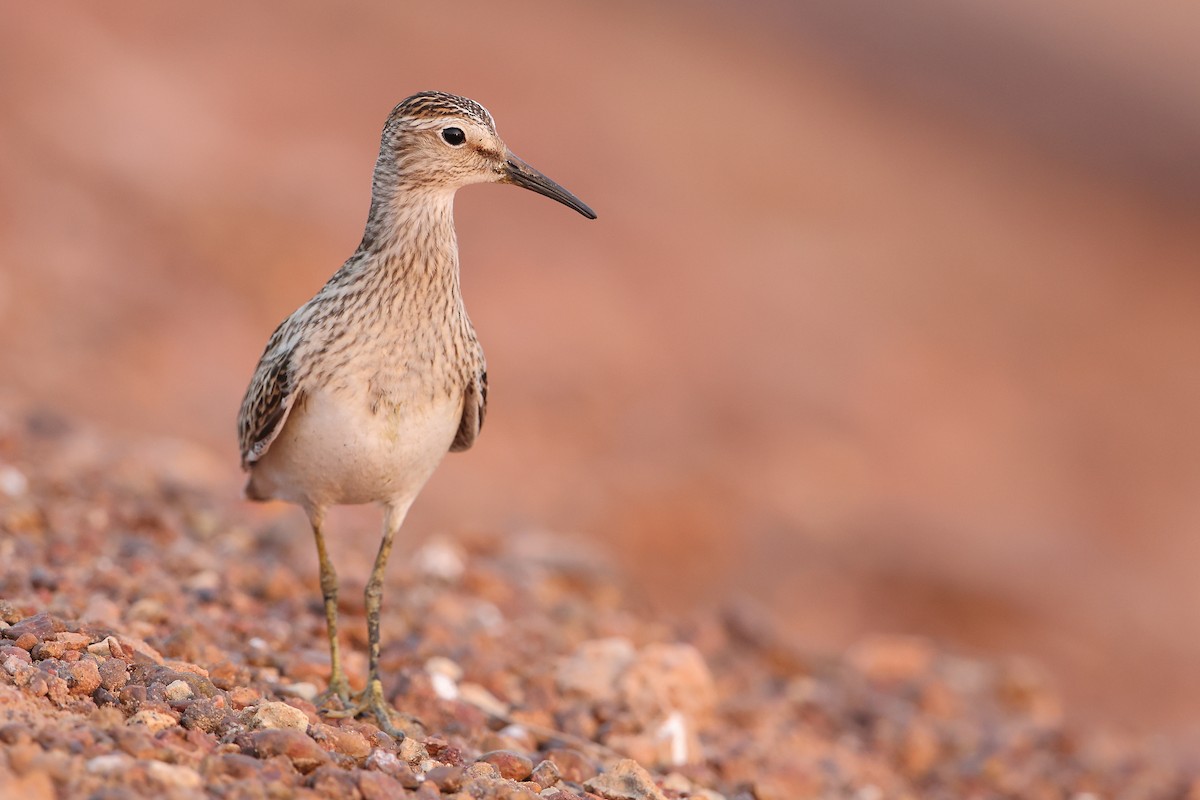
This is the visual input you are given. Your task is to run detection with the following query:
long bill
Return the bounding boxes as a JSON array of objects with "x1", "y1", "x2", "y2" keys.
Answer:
[{"x1": 503, "y1": 153, "x2": 597, "y2": 219}]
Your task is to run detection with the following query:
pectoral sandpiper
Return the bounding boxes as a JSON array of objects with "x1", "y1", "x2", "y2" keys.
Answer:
[{"x1": 236, "y1": 91, "x2": 595, "y2": 736}]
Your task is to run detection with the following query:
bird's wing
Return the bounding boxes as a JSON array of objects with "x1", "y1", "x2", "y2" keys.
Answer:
[
  {"x1": 237, "y1": 320, "x2": 301, "y2": 469},
  {"x1": 450, "y1": 366, "x2": 487, "y2": 452}
]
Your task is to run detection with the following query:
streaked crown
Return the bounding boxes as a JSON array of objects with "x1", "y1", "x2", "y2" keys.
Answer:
[{"x1": 386, "y1": 91, "x2": 496, "y2": 135}]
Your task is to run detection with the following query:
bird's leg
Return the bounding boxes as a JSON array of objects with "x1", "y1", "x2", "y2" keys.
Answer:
[
  {"x1": 308, "y1": 507, "x2": 351, "y2": 708},
  {"x1": 326, "y1": 501, "x2": 409, "y2": 738},
  {"x1": 359, "y1": 501, "x2": 407, "y2": 738}
]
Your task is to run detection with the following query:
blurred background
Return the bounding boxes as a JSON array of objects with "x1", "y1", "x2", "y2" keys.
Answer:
[{"x1": 2, "y1": 1, "x2": 1198, "y2": 734}]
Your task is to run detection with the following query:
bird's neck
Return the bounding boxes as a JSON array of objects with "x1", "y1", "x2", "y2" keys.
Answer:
[
  {"x1": 359, "y1": 183, "x2": 457, "y2": 262},
  {"x1": 329, "y1": 185, "x2": 466, "y2": 326}
]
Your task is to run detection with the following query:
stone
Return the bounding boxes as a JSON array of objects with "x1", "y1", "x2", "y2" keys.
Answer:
[
  {"x1": 398, "y1": 736, "x2": 429, "y2": 766},
  {"x1": 31, "y1": 639, "x2": 67, "y2": 660},
  {"x1": 181, "y1": 697, "x2": 230, "y2": 733},
  {"x1": 584, "y1": 759, "x2": 667, "y2": 800},
  {"x1": 146, "y1": 760, "x2": 203, "y2": 789},
  {"x1": 309, "y1": 764, "x2": 363, "y2": 799},
  {"x1": 252, "y1": 701, "x2": 310, "y2": 731},
  {"x1": 98, "y1": 657, "x2": 129, "y2": 691},
  {"x1": 530, "y1": 759, "x2": 561, "y2": 789},
  {"x1": 556, "y1": 638, "x2": 635, "y2": 702},
  {"x1": 459, "y1": 681, "x2": 510, "y2": 717},
  {"x1": 618, "y1": 644, "x2": 715, "y2": 725},
  {"x1": 0, "y1": 770, "x2": 53, "y2": 800},
  {"x1": 465, "y1": 761, "x2": 500, "y2": 780},
  {"x1": 332, "y1": 727, "x2": 372, "y2": 760},
  {"x1": 55, "y1": 631, "x2": 92, "y2": 651},
  {"x1": 87, "y1": 753, "x2": 133, "y2": 774},
  {"x1": 5, "y1": 612, "x2": 62, "y2": 642},
  {"x1": 543, "y1": 748, "x2": 598, "y2": 783},
  {"x1": 127, "y1": 709, "x2": 178, "y2": 733},
  {"x1": 426, "y1": 764, "x2": 465, "y2": 793},
  {"x1": 228, "y1": 686, "x2": 261, "y2": 708},
  {"x1": 247, "y1": 729, "x2": 331, "y2": 773},
  {"x1": 164, "y1": 679, "x2": 194, "y2": 702},
  {"x1": 65, "y1": 657, "x2": 102, "y2": 695},
  {"x1": 478, "y1": 749, "x2": 534, "y2": 781},
  {"x1": 358, "y1": 769, "x2": 406, "y2": 800}
]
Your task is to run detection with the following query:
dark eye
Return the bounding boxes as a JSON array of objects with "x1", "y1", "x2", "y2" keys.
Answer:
[{"x1": 441, "y1": 127, "x2": 466, "y2": 146}]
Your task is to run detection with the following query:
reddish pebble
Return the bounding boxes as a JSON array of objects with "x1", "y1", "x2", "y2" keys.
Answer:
[
  {"x1": 6, "y1": 613, "x2": 62, "y2": 641},
  {"x1": 98, "y1": 658, "x2": 128, "y2": 691},
  {"x1": 425, "y1": 764, "x2": 465, "y2": 793},
  {"x1": 309, "y1": 764, "x2": 362, "y2": 799},
  {"x1": 333, "y1": 728, "x2": 372, "y2": 760},
  {"x1": 544, "y1": 748, "x2": 598, "y2": 783},
  {"x1": 55, "y1": 632, "x2": 92, "y2": 650},
  {"x1": 358, "y1": 769, "x2": 405, "y2": 800},
  {"x1": 228, "y1": 686, "x2": 261, "y2": 709},
  {"x1": 478, "y1": 749, "x2": 534, "y2": 781},
  {"x1": 0, "y1": 645, "x2": 31, "y2": 664},
  {"x1": 530, "y1": 759, "x2": 562, "y2": 789},
  {"x1": 66, "y1": 658, "x2": 102, "y2": 695},
  {"x1": 247, "y1": 729, "x2": 331, "y2": 773}
]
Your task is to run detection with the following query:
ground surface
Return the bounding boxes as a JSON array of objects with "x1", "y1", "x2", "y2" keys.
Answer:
[
  {"x1": 4, "y1": 3, "x2": 1200, "y2": 730},
  {"x1": 1, "y1": 407, "x2": 1195, "y2": 799}
]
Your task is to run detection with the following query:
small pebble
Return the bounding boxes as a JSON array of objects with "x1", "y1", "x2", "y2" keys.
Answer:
[
  {"x1": 278, "y1": 681, "x2": 319, "y2": 701},
  {"x1": 425, "y1": 764, "x2": 465, "y2": 793},
  {"x1": 252, "y1": 700, "x2": 309, "y2": 731},
  {"x1": 164, "y1": 679, "x2": 194, "y2": 702},
  {"x1": 530, "y1": 759, "x2": 561, "y2": 789},
  {"x1": 584, "y1": 759, "x2": 667, "y2": 800},
  {"x1": 0, "y1": 465, "x2": 28, "y2": 496},
  {"x1": 544, "y1": 748, "x2": 597, "y2": 783},
  {"x1": 358, "y1": 769, "x2": 406, "y2": 800},
  {"x1": 398, "y1": 736, "x2": 429, "y2": 766},
  {"x1": 87, "y1": 753, "x2": 132, "y2": 774},
  {"x1": 127, "y1": 709, "x2": 178, "y2": 733},
  {"x1": 478, "y1": 749, "x2": 534, "y2": 781},
  {"x1": 146, "y1": 761, "x2": 203, "y2": 789},
  {"x1": 247, "y1": 728, "x2": 330, "y2": 773},
  {"x1": 459, "y1": 681, "x2": 509, "y2": 716}
]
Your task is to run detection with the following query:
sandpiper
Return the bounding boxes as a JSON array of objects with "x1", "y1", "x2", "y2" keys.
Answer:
[{"x1": 236, "y1": 91, "x2": 595, "y2": 736}]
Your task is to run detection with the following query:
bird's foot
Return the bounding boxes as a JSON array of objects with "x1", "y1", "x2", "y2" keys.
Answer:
[
  {"x1": 314, "y1": 673, "x2": 353, "y2": 712},
  {"x1": 322, "y1": 678, "x2": 406, "y2": 740}
]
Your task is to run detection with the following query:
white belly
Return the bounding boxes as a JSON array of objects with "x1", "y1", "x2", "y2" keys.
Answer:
[{"x1": 249, "y1": 384, "x2": 463, "y2": 509}]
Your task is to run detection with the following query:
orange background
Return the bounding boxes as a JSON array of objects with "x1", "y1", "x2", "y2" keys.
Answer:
[{"x1": 2, "y1": 2, "x2": 1198, "y2": 734}]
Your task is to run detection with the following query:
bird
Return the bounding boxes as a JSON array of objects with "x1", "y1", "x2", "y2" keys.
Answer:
[{"x1": 236, "y1": 91, "x2": 595, "y2": 737}]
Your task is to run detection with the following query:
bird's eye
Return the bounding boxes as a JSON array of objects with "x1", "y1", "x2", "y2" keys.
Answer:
[{"x1": 441, "y1": 127, "x2": 466, "y2": 146}]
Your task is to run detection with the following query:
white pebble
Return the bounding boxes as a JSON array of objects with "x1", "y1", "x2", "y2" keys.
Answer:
[
  {"x1": 87, "y1": 754, "x2": 132, "y2": 774},
  {"x1": 146, "y1": 761, "x2": 202, "y2": 789},
  {"x1": 164, "y1": 679, "x2": 193, "y2": 702},
  {"x1": 414, "y1": 537, "x2": 466, "y2": 581},
  {"x1": 430, "y1": 671, "x2": 459, "y2": 701},
  {"x1": 657, "y1": 710, "x2": 688, "y2": 766},
  {"x1": 0, "y1": 465, "x2": 27, "y2": 497},
  {"x1": 252, "y1": 700, "x2": 309, "y2": 731},
  {"x1": 458, "y1": 681, "x2": 508, "y2": 716},
  {"x1": 278, "y1": 681, "x2": 319, "y2": 701}
]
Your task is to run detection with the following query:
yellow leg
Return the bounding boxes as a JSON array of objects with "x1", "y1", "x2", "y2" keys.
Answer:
[
  {"x1": 360, "y1": 502, "x2": 406, "y2": 738},
  {"x1": 309, "y1": 506, "x2": 351, "y2": 707},
  {"x1": 324, "y1": 501, "x2": 409, "y2": 739}
]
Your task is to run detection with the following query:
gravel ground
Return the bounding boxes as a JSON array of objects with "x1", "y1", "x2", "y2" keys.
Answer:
[{"x1": 0, "y1": 406, "x2": 1195, "y2": 799}]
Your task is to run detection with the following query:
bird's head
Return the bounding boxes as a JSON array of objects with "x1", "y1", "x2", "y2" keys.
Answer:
[{"x1": 375, "y1": 91, "x2": 595, "y2": 219}]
